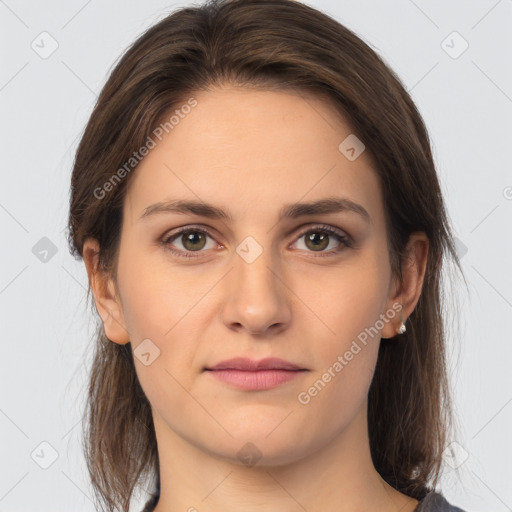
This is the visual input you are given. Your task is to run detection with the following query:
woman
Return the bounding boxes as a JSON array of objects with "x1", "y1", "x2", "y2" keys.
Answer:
[{"x1": 67, "y1": 0, "x2": 467, "y2": 510}]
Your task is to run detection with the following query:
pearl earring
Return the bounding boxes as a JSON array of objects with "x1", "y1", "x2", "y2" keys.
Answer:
[{"x1": 397, "y1": 318, "x2": 406, "y2": 334}]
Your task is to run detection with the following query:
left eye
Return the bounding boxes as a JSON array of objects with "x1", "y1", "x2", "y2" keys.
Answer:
[
  {"x1": 162, "y1": 225, "x2": 351, "y2": 258},
  {"x1": 293, "y1": 226, "x2": 350, "y2": 253}
]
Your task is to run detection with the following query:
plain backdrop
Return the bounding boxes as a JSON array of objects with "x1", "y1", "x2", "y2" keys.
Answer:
[{"x1": 1, "y1": 1, "x2": 511, "y2": 511}]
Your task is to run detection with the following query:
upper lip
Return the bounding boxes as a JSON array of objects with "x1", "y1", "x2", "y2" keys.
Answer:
[{"x1": 205, "y1": 357, "x2": 306, "y2": 371}]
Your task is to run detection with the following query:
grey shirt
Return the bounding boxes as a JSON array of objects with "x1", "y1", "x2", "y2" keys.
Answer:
[{"x1": 415, "y1": 492, "x2": 467, "y2": 511}]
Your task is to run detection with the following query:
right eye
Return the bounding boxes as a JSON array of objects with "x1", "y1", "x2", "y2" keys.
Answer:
[{"x1": 161, "y1": 226, "x2": 220, "y2": 258}]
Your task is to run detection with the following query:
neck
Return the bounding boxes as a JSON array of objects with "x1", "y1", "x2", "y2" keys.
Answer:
[{"x1": 151, "y1": 406, "x2": 418, "y2": 512}]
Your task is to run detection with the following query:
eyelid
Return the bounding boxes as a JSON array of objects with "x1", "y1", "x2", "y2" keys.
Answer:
[{"x1": 292, "y1": 223, "x2": 351, "y2": 244}]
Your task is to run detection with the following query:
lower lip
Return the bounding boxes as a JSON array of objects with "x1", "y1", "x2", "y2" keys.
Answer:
[{"x1": 205, "y1": 369, "x2": 307, "y2": 390}]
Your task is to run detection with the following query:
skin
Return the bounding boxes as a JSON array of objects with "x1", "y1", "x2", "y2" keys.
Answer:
[{"x1": 84, "y1": 85, "x2": 428, "y2": 512}]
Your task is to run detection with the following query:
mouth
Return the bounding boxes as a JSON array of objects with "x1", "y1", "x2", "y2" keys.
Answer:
[{"x1": 203, "y1": 357, "x2": 309, "y2": 391}]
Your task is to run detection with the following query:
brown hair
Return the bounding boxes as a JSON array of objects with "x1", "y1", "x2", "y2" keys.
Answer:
[{"x1": 67, "y1": 0, "x2": 465, "y2": 510}]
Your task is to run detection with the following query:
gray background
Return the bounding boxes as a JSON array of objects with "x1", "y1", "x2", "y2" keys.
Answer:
[{"x1": 1, "y1": 1, "x2": 511, "y2": 511}]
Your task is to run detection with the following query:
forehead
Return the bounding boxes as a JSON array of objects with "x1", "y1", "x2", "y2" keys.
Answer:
[{"x1": 123, "y1": 86, "x2": 383, "y2": 226}]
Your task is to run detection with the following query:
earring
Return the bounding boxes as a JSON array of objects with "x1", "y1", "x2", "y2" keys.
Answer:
[{"x1": 397, "y1": 317, "x2": 407, "y2": 334}]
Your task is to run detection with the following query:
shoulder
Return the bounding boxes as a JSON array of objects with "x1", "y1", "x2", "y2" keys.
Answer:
[{"x1": 415, "y1": 491, "x2": 467, "y2": 512}]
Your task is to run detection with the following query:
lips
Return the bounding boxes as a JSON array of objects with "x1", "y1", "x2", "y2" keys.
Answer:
[
  {"x1": 205, "y1": 357, "x2": 305, "y2": 371},
  {"x1": 204, "y1": 357, "x2": 308, "y2": 391},
  {"x1": 204, "y1": 358, "x2": 308, "y2": 390}
]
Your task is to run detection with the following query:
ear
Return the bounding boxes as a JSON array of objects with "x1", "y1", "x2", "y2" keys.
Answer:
[
  {"x1": 83, "y1": 238, "x2": 130, "y2": 345},
  {"x1": 381, "y1": 232, "x2": 429, "y2": 339}
]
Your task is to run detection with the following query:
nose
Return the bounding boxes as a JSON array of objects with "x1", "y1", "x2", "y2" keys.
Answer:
[{"x1": 220, "y1": 245, "x2": 292, "y2": 336}]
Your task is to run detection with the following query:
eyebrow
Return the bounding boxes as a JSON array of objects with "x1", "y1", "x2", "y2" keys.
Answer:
[{"x1": 139, "y1": 197, "x2": 371, "y2": 224}]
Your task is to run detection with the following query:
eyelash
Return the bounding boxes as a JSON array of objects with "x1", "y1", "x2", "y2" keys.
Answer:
[{"x1": 161, "y1": 224, "x2": 353, "y2": 259}]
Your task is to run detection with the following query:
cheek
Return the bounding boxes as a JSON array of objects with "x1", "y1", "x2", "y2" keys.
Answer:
[
  {"x1": 117, "y1": 252, "x2": 206, "y2": 419},
  {"x1": 116, "y1": 241, "x2": 222, "y2": 401},
  {"x1": 293, "y1": 253, "x2": 388, "y2": 399},
  {"x1": 294, "y1": 265, "x2": 386, "y2": 435},
  {"x1": 116, "y1": 241, "x2": 205, "y2": 341},
  {"x1": 297, "y1": 255, "x2": 389, "y2": 349}
]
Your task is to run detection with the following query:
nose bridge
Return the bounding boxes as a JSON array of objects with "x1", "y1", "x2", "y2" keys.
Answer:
[
  {"x1": 240, "y1": 242, "x2": 275, "y2": 287},
  {"x1": 221, "y1": 234, "x2": 291, "y2": 333},
  {"x1": 233, "y1": 235, "x2": 280, "y2": 305}
]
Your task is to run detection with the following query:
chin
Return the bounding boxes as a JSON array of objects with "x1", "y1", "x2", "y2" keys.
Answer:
[{"x1": 203, "y1": 428, "x2": 315, "y2": 469}]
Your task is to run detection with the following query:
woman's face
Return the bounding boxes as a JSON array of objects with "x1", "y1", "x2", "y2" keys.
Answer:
[{"x1": 94, "y1": 86, "x2": 406, "y2": 465}]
